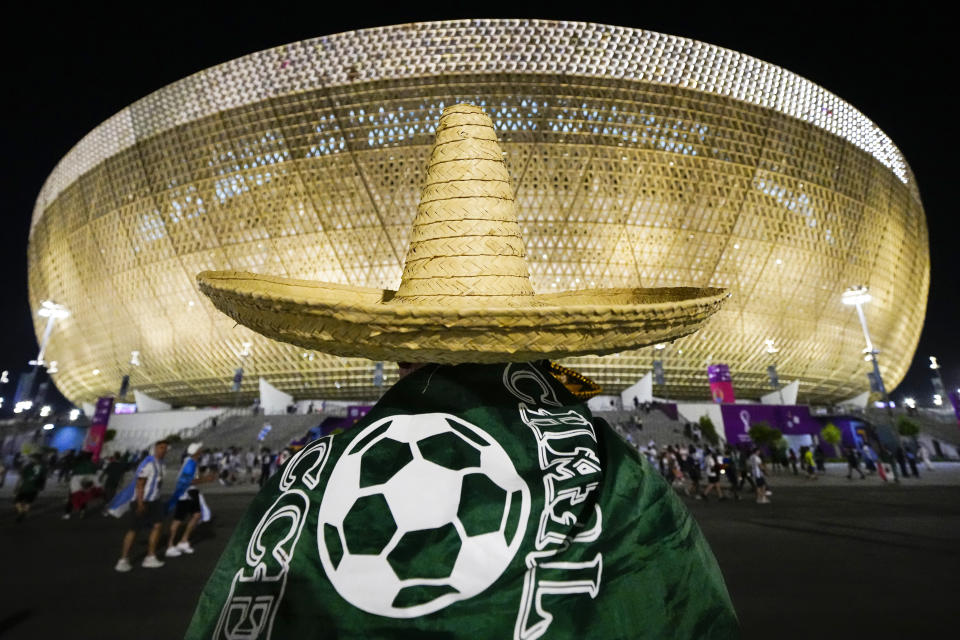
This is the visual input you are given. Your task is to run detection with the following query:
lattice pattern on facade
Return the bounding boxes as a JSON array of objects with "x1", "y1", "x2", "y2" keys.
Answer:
[{"x1": 27, "y1": 20, "x2": 929, "y2": 406}]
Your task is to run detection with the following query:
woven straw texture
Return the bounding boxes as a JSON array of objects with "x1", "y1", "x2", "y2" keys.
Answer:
[{"x1": 198, "y1": 104, "x2": 727, "y2": 364}]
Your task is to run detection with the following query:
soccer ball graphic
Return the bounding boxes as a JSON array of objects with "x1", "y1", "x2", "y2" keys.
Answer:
[{"x1": 317, "y1": 412, "x2": 531, "y2": 618}]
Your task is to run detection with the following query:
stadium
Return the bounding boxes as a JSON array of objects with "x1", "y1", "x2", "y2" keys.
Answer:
[{"x1": 27, "y1": 19, "x2": 929, "y2": 407}]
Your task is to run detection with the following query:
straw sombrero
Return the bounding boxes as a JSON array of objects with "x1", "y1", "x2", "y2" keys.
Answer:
[{"x1": 197, "y1": 104, "x2": 728, "y2": 364}]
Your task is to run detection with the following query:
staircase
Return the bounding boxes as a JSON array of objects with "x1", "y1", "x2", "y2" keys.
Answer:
[
  {"x1": 595, "y1": 406, "x2": 696, "y2": 449},
  {"x1": 182, "y1": 413, "x2": 331, "y2": 451}
]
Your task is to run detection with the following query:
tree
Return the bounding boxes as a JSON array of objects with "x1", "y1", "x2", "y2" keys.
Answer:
[
  {"x1": 748, "y1": 421, "x2": 782, "y2": 449},
  {"x1": 895, "y1": 415, "x2": 920, "y2": 450},
  {"x1": 698, "y1": 415, "x2": 720, "y2": 446},
  {"x1": 820, "y1": 423, "x2": 843, "y2": 458},
  {"x1": 895, "y1": 415, "x2": 919, "y2": 438},
  {"x1": 104, "y1": 429, "x2": 116, "y2": 443}
]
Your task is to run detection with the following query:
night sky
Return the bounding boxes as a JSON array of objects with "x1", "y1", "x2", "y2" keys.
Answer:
[{"x1": 1, "y1": 3, "x2": 955, "y2": 413}]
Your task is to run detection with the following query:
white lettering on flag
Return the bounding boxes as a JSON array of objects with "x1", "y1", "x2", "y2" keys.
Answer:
[{"x1": 504, "y1": 363, "x2": 604, "y2": 640}]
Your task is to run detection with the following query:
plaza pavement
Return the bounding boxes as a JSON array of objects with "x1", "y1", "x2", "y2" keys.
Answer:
[{"x1": 0, "y1": 463, "x2": 957, "y2": 638}]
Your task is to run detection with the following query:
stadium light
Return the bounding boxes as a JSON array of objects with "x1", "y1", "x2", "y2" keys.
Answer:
[
  {"x1": 130, "y1": 350, "x2": 141, "y2": 367},
  {"x1": 33, "y1": 300, "x2": 70, "y2": 368},
  {"x1": 841, "y1": 285, "x2": 872, "y2": 307},
  {"x1": 933, "y1": 394, "x2": 943, "y2": 407},
  {"x1": 764, "y1": 339, "x2": 780, "y2": 354},
  {"x1": 653, "y1": 343, "x2": 666, "y2": 350},
  {"x1": 42, "y1": 423, "x2": 54, "y2": 431},
  {"x1": 843, "y1": 285, "x2": 877, "y2": 356},
  {"x1": 38, "y1": 300, "x2": 70, "y2": 319},
  {"x1": 69, "y1": 408, "x2": 80, "y2": 421},
  {"x1": 904, "y1": 397, "x2": 916, "y2": 409},
  {"x1": 39, "y1": 405, "x2": 52, "y2": 417},
  {"x1": 843, "y1": 285, "x2": 897, "y2": 481}
]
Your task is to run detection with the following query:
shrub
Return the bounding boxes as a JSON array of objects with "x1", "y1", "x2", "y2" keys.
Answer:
[
  {"x1": 748, "y1": 421, "x2": 782, "y2": 448},
  {"x1": 821, "y1": 422, "x2": 842, "y2": 445},
  {"x1": 895, "y1": 415, "x2": 919, "y2": 438},
  {"x1": 698, "y1": 415, "x2": 720, "y2": 445}
]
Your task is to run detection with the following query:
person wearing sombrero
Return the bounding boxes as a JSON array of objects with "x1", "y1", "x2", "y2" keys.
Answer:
[{"x1": 186, "y1": 105, "x2": 737, "y2": 638}]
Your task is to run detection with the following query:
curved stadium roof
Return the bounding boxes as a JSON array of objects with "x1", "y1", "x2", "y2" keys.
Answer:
[{"x1": 28, "y1": 19, "x2": 929, "y2": 405}]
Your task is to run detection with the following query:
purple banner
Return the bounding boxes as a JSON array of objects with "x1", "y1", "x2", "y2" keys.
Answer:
[
  {"x1": 82, "y1": 396, "x2": 114, "y2": 462},
  {"x1": 949, "y1": 390, "x2": 960, "y2": 427},
  {"x1": 708, "y1": 364, "x2": 736, "y2": 403},
  {"x1": 720, "y1": 404, "x2": 822, "y2": 445},
  {"x1": 707, "y1": 364, "x2": 732, "y2": 383}
]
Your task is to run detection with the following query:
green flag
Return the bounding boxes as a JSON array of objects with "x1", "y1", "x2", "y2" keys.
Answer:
[{"x1": 186, "y1": 361, "x2": 737, "y2": 639}]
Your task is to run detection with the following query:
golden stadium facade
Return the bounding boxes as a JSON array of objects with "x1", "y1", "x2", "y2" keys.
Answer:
[{"x1": 27, "y1": 20, "x2": 929, "y2": 407}]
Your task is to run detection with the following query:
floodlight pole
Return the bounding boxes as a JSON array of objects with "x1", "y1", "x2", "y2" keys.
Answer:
[
  {"x1": 32, "y1": 301, "x2": 70, "y2": 370},
  {"x1": 764, "y1": 340, "x2": 784, "y2": 404},
  {"x1": 929, "y1": 357, "x2": 947, "y2": 408},
  {"x1": 653, "y1": 343, "x2": 668, "y2": 407},
  {"x1": 843, "y1": 286, "x2": 898, "y2": 482},
  {"x1": 26, "y1": 302, "x2": 70, "y2": 418},
  {"x1": 34, "y1": 315, "x2": 58, "y2": 368},
  {"x1": 234, "y1": 342, "x2": 252, "y2": 408}
]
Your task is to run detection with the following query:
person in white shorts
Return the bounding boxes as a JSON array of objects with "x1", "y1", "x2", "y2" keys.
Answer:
[{"x1": 749, "y1": 447, "x2": 770, "y2": 504}]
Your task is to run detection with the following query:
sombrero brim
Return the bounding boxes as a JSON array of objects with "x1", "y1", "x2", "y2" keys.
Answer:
[{"x1": 198, "y1": 270, "x2": 728, "y2": 364}]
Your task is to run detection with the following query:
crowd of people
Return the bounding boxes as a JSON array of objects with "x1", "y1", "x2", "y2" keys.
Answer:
[
  {"x1": 2, "y1": 414, "x2": 943, "y2": 572},
  {"x1": 633, "y1": 435, "x2": 938, "y2": 502},
  {"x1": 2, "y1": 439, "x2": 298, "y2": 573},
  {"x1": 630, "y1": 441, "x2": 773, "y2": 504}
]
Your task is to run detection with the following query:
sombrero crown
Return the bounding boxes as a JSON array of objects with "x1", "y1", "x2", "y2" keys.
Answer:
[{"x1": 198, "y1": 104, "x2": 727, "y2": 364}]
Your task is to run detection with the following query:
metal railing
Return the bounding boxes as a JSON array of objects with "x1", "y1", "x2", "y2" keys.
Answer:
[{"x1": 175, "y1": 406, "x2": 253, "y2": 441}]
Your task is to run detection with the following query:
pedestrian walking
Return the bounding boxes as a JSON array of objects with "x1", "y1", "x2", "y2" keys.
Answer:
[
  {"x1": 861, "y1": 444, "x2": 877, "y2": 473},
  {"x1": 845, "y1": 447, "x2": 865, "y2": 479},
  {"x1": 258, "y1": 448, "x2": 273, "y2": 488},
  {"x1": 802, "y1": 447, "x2": 817, "y2": 480},
  {"x1": 895, "y1": 447, "x2": 908, "y2": 478},
  {"x1": 685, "y1": 445, "x2": 704, "y2": 499},
  {"x1": 724, "y1": 446, "x2": 741, "y2": 501},
  {"x1": 63, "y1": 451, "x2": 102, "y2": 519},
  {"x1": 749, "y1": 448, "x2": 770, "y2": 504},
  {"x1": 108, "y1": 440, "x2": 169, "y2": 572},
  {"x1": 165, "y1": 443, "x2": 213, "y2": 558},
  {"x1": 738, "y1": 448, "x2": 756, "y2": 492},
  {"x1": 702, "y1": 448, "x2": 724, "y2": 501},
  {"x1": 245, "y1": 447, "x2": 256, "y2": 483},
  {"x1": 919, "y1": 444, "x2": 934, "y2": 471},
  {"x1": 905, "y1": 448, "x2": 920, "y2": 478},
  {"x1": 14, "y1": 454, "x2": 47, "y2": 522},
  {"x1": 100, "y1": 453, "x2": 128, "y2": 505},
  {"x1": 814, "y1": 446, "x2": 826, "y2": 473}
]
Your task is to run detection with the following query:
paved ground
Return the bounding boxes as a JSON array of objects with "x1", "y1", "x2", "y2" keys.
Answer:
[{"x1": 1, "y1": 464, "x2": 957, "y2": 638}]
